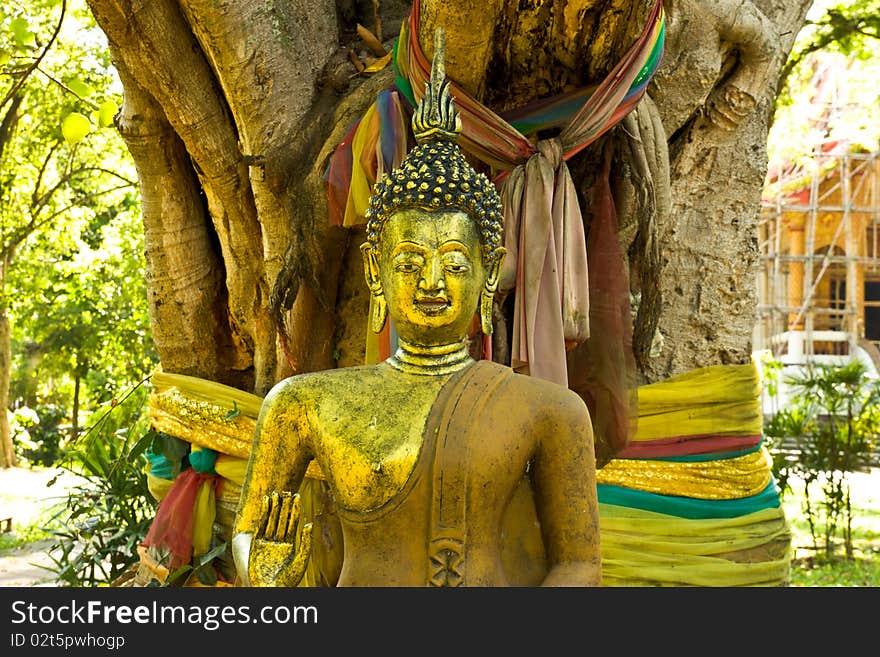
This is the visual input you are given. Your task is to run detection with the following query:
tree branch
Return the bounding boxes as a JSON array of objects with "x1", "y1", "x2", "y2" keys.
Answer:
[
  {"x1": 0, "y1": 181, "x2": 134, "y2": 259},
  {"x1": 779, "y1": 8, "x2": 880, "y2": 92},
  {"x1": 35, "y1": 66, "x2": 101, "y2": 111},
  {"x1": 0, "y1": 0, "x2": 67, "y2": 112},
  {"x1": 31, "y1": 141, "x2": 61, "y2": 209},
  {"x1": 0, "y1": 95, "x2": 24, "y2": 165}
]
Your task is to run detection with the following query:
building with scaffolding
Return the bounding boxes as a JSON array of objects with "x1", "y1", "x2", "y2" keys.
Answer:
[
  {"x1": 756, "y1": 144, "x2": 880, "y2": 376},
  {"x1": 753, "y1": 44, "x2": 880, "y2": 405}
]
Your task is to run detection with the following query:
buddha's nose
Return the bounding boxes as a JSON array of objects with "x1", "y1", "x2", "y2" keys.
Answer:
[{"x1": 419, "y1": 256, "x2": 445, "y2": 293}]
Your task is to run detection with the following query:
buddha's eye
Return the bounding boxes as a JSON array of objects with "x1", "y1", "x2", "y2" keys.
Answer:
[
  {"x1": 444, "y1": 263, "x2": 470, "y2": 274},
  {"x1": 395, "y1": 262, "x2": 421, "y2": 274}
]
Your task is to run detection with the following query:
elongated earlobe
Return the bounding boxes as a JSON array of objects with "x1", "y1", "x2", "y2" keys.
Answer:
[
  {"x1": 480, "y1": 289, "x2": 494, "y2": 335},
  {"x1": 361, "y1": 242, "x2": 388, "y2": 333},
  {"x1": 480, "y1": 248, "x2": 506, "y2": 335},
  {"x1": 371, "y1": 294, "x2": 388, "y2": 334}
]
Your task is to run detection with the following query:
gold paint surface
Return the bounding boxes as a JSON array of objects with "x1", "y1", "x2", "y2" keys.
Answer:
[
  {"x1": 597, "y1": 449, "x2": 772, "y2": 499},
  {"x1": 149, "y1": 390, "x2": 255, "y2": 459}
]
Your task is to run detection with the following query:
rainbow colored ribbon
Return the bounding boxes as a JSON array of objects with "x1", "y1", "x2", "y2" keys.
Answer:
[{"x1": 327, "y1": 0, "x2": 666, "y2": 227}]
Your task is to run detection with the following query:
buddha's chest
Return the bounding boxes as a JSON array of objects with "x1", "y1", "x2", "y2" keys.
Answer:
[
  {"x1": 310, "y1": 382, "x2": 534, "y2": 515},
  {"x1": 311, "y1": 383, "x2": 441, "y2": 512}
]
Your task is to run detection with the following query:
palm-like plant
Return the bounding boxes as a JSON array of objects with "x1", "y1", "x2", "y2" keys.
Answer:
[{"x1": 764, "y1": 359, "x2": 879, "y2": 559}]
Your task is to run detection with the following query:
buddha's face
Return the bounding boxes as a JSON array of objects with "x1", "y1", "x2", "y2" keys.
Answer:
[{"x1": 376, "y1": 208, "x2": 486, "y2": 346}]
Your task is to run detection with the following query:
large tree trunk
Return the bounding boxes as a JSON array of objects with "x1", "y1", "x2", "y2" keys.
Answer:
[
  {"x1": 0, "y1": 308, "x2": 17, "y2": 468},
  {"x1": 84, "y1": 0, "x2": 813, "y2": 397},
  {"x1": 639, "y1": 0, "x2": 814, "y2": 382}
]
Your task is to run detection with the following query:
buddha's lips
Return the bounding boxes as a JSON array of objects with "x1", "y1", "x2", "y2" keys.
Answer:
[{"x1": 415, "y1": 298, "x2": 450, "y2": 314}]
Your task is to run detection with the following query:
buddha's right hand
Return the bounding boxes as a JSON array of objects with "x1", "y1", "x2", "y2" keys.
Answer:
[{"x1": 247, "y1": 491, "x2": 313, "y2": 587}]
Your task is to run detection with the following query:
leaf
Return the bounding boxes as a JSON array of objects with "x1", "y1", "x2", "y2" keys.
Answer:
[
  {"x1": 356, "y1": 23, "x2": 387, "y2": 57},
  {"x1": 97, "y1": 99, "x2": 118, "y2": 127},
  {"x1": 128, "y1": 429, "x2": 156, "y2": 462},
  {"x1": 363, "y1": 52, "x2": 392, "y2": 73},
  {"x1": 11, "y1": 18, "x2": 36, "y2": 48},
  {"x1": 153, "y1": 432, "x2": 189, "y2": 478},
  {"x1": 348, "y1": 49, "x2": 365, "y2": 73},
  {"x1": 0, "y1": 51, "x2": 9, "y2": 68},
  {"x1": 223, "y1": 401, "x2": 241, "y2": 420},
  {"x1": 61, "y1": 112, "x2": 91, "y2": 144},
  {"x1": 194, "y1": 562, "x2": 217, "y2": 585},
  {"x1": 66, "y1": 78, "x2": 94, "y2": 98},
  {"x1": 168, "y1": 564, "x2": 193, "y2": 585},
  {"x1": 195, "y1": 541, "x2": 228, "y2": 566}
]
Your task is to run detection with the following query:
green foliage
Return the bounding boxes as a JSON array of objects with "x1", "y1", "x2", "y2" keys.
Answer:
[
  {"x1": 763, "y1": 358, "x2": 879, "y2": 561},
  {"x1": 61, "y1": 111, "x2": 90, "y2": 144},
  {"x1": 768, "y1": 0, "x2": 880, "y2": 175},
  {"x1": 783, "y1": 478, "x2": 880, "y2": 585},
  {"x1": 43, "y1": 380, "x2": 157, "y2": 587},
  {"x1": 12, "y1": 193, "x2": 157, "y2": 404},
  {"x1": 780, "y1": 0, "x2": 880, "y2": 89},
  {"x1": 759, "y1": 352, "x2": 783, "y2": 400},
  {"x1": 156, "y1": 541, "x2": 231, "y2": 588},
  {"x1": 10, "y1": 402, "x2": 67, "y2": 465},
  {"x1": 1, "y1": 0, "x2": 156, "y2": 467}
]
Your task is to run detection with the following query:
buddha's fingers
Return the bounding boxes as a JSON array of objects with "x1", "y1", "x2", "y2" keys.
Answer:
[
  {"x1": 289, "y1": 522, "x2": 313, "y2": 581},
  {"x1": 256, "y1": 493, "x2": 272, "y2": 538},
  {"x1": 275, "y1": 492, "x2": 294, "y2": 542},
  {"x1": 287, "y1": 494, "x2": 303, "y2": 542},
  {"x1": 264, "y1": 492, "x2": 282, "y2": 540},
  {"x1": 284, "y1": 493, "x2": 302, "y2": 542}
]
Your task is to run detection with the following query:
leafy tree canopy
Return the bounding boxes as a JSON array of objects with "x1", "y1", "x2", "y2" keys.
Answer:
[
  {"x1": 769, "y1": 0, "x2": 880, "y2": 173},
  {"x1": 1, "y1": 0, "x2": 155, "y2": 464}
]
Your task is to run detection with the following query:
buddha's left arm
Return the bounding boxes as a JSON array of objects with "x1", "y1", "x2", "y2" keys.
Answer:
[
  {"x1": 232, "y1": 383, "x2": 312, "y2": 584},
  {"x1": 532, "y1": 391, "x2": 602, "y2": 587}
]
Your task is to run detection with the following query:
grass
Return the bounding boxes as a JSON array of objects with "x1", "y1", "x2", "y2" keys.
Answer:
[
  {"x1": 780, "y1": 470, "x2": 880, "y2": 587},
  {"x1": 0, "y1": 502, "x2": 63, "y2": 551},
  {"x1": 0, "y1": 521, "x2": 52, "y2": 551}
]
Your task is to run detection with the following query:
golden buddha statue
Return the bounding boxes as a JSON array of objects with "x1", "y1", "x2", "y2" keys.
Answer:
[{"x1": 232, "y1": 28, "x2": 601, "y2": 587}]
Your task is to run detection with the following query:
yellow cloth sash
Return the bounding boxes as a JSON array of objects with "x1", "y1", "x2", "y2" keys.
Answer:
[
  {"x1": 633, "y1": 362, "x2": 762, "y2": 441},
  {"x1": 599, "y1": 504, "x2": 791, "y2": 586},
  {"x1": 148, "y1": 370, "x2": 263, "y2": 458}
]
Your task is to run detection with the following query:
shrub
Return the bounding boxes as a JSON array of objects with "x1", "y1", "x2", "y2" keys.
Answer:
[
  {"x1": 763, "y1": 358, "x2": 879, "y2": 560},
  {"x1": 11, "y1": 403, "x2": 68, "y2": 466},
  {"x1": 44, "y1": 380, "x2": 157, "y2": 587}
]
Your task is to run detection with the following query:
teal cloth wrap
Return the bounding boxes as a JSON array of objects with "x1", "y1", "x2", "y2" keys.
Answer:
[
  {"x1": 188, "y1": 448, "x2": 218, "y2": 475},
  {"x1": 596, "y1": 480, "x2": 782, "y2": 519},
  {"x1": 144, "y1": 447, "x2": 174, "y2": 481}
]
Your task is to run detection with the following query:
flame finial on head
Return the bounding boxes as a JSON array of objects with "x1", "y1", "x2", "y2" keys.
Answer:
[
  {"x1": 411, "y1": 27, "x2": 462, "y2": 143},
  {"x1": 364, "y1": 25, "x2": 503, "y2": 267}
]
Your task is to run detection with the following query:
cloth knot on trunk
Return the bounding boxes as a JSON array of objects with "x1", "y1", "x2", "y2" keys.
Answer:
[{"x1": 535, "y1": 138, "x2": 563, "y2": 170}]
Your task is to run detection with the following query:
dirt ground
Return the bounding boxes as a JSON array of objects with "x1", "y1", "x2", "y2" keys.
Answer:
[{"x1": 0, "y1": 465, "x2": 84, "y2": 587}]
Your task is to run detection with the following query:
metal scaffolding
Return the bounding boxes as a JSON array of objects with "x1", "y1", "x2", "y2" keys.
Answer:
[{"x1": 755, "y1": 144, "x2": 880, "y2": 366}]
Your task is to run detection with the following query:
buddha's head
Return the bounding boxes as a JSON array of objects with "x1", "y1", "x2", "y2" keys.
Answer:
[{"x1": 361, "y1": 28, "x2": 505, "y2": 347}]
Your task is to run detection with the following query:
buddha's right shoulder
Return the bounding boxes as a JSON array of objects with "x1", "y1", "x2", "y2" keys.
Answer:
[{"x1": 263, "y1": 364, "x2": 383, "y2": 405}]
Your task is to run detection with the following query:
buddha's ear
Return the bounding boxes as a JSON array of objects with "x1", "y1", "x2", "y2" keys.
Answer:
[
  {"x1": 485, "y1": 247, "x2": 506, "y2": 293},
  {"x1": 361, "y1": 242, "x2": 388, "y2": 333},
  {"x1": 480, "y1": 247, "x2": 507, "y2": 335},
  {"x1": 360, "y1": 242, "x2": 382, "y2": 291}
]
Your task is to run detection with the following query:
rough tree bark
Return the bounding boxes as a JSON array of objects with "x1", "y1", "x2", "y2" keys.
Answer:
[
  {"x1": 81, "y1": 0, "x2": 813, "y2": 404},
  {"x1": 640, "y1": 0, "x2": 814, "y2": 383}
]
